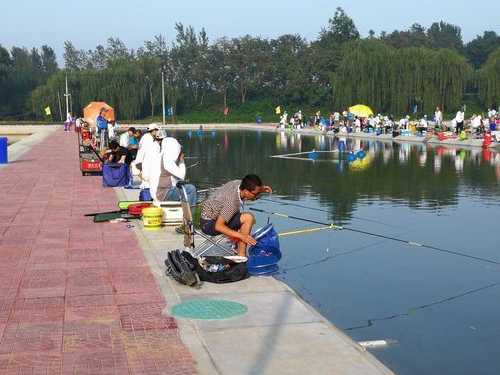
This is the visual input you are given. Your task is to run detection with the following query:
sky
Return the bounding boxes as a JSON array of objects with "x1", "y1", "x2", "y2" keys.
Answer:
[{"x1": 3, "y1": 0, "x2": 500, "y2": 63}]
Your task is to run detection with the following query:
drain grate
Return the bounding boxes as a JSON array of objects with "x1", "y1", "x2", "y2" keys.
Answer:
[{"x1": 171, "y1": 299, "x2": 247, "y2": 320}]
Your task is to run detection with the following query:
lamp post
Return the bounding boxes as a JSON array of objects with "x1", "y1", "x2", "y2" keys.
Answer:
[
  {"x1": 64, "y1": 74, "x2": 70, "y2": 120},
  {"x1": 161, "y1": 66, "x2": 166, "y2": 126}
]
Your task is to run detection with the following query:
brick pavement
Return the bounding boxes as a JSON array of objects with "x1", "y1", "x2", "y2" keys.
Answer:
[{"x1": 0, "y1": 130, "x2": 197, "y2": 374}]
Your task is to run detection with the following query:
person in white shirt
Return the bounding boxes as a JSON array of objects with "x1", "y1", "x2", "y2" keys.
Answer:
[
  {"x1": 155, "y1": 137, "x2": 197, "y2": 207},
  {"x1": 354, "y1": 117, "x2": 361, "y2": 132},
  {"x1": 64, "y1": 112, "x2": 73, "y2": 132},
  {"x1": 435, "y1": 107, "x2": 443, "y2": 129},
  {"x1": 107, "y1": 120, "x2": 120, "y2": 140},
  {"x1": 134, "y1": 124, "x2": 161, "y2": 200},
  {"x1": 368, "y1": 116, "x2": 375, "y2": 130},
  {"x1": 455, "y1": 110, "x2": 465, "y2": 134},
  {"x1": 399, "y1": 117, "x2": 407, "y2": 129},
  {"x1": 119, "y1": 127, "x2": 136, "y2": 148},
  {"x1": 471, "y1": 115, "x2": 482, "y2": 134},
  {"x1": 279, "y1": 112, "x2": 288, "y2": 128}
]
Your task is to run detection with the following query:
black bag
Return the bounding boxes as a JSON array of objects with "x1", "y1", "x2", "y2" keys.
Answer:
[
  {"x1": 164, "y1": 250, "x2": 201, "y2": 288},
  {"x1": 165, "y1": 250, "x2": 248, "y2": 287},
  {"x1": 182, "y1": 251, "x2": 249, "y2": 284}
]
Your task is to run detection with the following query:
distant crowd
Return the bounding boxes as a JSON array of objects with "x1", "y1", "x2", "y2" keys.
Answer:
[{"x1": 278, "y1": 107, "x2": 500, "y2": 141}]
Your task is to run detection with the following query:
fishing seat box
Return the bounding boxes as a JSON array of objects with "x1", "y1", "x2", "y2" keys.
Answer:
[
  {"x1": 158, "y1": 201, "x2": 183, "y2": 225},
  {"x1": 80, "y1": 152, "x2": 102, "y2": 174}
]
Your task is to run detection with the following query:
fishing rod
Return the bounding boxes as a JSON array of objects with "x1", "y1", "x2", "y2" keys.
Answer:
[
  {"x1": 188, "y1": 179, "x2": 399, "y2": 228},
  {"x1": 249, "y1": 207, "x2": 500, "y2": 266}
]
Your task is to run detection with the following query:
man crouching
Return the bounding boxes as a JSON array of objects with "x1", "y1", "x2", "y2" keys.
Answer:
[{"x1": 200, "y1": 175, "x2": 272, "y2": 256}]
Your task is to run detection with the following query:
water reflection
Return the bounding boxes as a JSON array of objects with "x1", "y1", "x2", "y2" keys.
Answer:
[{"x1": 175, "y1": 130, "x2": 500, "y2": 221}]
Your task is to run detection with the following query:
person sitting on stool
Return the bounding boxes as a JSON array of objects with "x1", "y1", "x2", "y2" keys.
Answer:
[{"x1": 200, "y1": 175, "x2": 272, "y2": 257}]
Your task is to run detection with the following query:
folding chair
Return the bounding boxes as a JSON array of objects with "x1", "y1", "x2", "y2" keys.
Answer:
[{"x1": 176, "y1": 181, "x2": 236, "y2": 257}]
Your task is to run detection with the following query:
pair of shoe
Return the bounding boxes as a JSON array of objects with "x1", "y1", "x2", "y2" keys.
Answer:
[{"x1": 175, "y1": 225, "x2": 186, "y2": 234}]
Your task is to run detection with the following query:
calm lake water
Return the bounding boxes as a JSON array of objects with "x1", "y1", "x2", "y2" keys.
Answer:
[{"x1": 171, "y1": 128, "x2": 500, "y2": 375}]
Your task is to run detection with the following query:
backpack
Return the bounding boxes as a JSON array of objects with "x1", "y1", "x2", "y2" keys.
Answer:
[
  {"x1": 165, "y1": 250, "x2": 248, "y2": 287},
  {"x1": 164, "y1": 249, "x2": 201, "y2": 288}
]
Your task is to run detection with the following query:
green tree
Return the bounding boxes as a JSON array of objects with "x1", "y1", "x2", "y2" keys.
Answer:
[
  {"x1": 332, "y1": 40, "x2": 471, "y2": 115},
  {"x1": 465, "y1": 31, "x2": 500, "y2": 69},
  {"x1": 63, "y1": 41, "x2": 84, "y2": 70},
  {"x1": 319, "y1": 7, "x2": 360, "y2": 45},
  {"x1": 427, "y1": 21, "x2": 463, "y2": 50},
  {"x1": 478, "y1": 48, "x2": 500, "y2": 108},
  {"x1": 383, "y1": 23, "x2": 429, "y2": 48},
  {"x1": 41, "y1": 45, "x2": 58, "y2": 75}
]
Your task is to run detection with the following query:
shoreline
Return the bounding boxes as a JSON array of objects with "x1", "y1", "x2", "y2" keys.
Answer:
[{"x1": 2, "y1": 122, "x2": 499, "y2": 150}]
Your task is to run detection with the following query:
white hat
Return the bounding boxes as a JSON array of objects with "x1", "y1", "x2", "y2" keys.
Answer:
[{"x1": 147, "y1": 123, "x2": 160, "y2": 131}]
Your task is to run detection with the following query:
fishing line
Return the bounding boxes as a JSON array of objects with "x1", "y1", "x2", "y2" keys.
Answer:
[
  {"x1": 280, "y1": 240, "x2": 387, "y2": 273},
  {"x1": 186, "y1": 161, "x2": 200, "y2": 169},
  {"x1": 249, "y1": 207, "x2": 500, "y2": 266},
  {"x1": 344, "y1": 281, "x2": 500, "y2": 331},
  {"x1": 189, "y1": 180, "x2": 400, "y2": 228},
  {"x1": 258, "y1": 197, "x2": 402, "y2": 228}
]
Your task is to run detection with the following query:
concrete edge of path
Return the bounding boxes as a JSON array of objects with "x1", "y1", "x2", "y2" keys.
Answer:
[
  {"x1": 1, "y1": 125, "x2": 61, "y2": 164},
  {"x1": 114, "y1": 187, "x2": 222, "y2": 375},
  {"x1": 114, "y1": 186, "x2": 395, "y2": 375}
]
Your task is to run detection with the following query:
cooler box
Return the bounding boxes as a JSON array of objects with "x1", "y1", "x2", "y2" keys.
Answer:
[{"x1": 158, "y1": 201, "x2": 183, "y2": 225}]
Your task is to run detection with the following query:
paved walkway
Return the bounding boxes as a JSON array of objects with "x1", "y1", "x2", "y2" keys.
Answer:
[{"x1": 0, "y1": 130, "x2": 196, "y2": 374}]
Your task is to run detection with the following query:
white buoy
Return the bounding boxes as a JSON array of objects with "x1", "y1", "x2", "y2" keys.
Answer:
[{"x1": 358, "y1": 339, "x2": 397, "y2": 349}]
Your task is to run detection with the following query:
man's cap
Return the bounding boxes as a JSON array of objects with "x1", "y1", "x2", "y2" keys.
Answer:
[{"x1": 148, "y1": 123, "x2": 160, "y2": 131}]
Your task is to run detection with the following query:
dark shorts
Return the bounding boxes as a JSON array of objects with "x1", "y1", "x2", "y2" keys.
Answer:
[{"x1": 200, "y1": 213, "x2": 242, "y2": 236}]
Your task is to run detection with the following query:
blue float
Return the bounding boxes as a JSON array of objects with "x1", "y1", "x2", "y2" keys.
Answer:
[
  {"x1": 308, "y1": 151, "x2": 319, "y2": 160},
  {"x1": 356, "y1": 150, "x2": 366, "y2": 159}
]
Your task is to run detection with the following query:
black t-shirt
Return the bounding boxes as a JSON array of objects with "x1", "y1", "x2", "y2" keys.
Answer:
[{"x1": 110, "y1": 146, "x2": 133, "y2": 165}]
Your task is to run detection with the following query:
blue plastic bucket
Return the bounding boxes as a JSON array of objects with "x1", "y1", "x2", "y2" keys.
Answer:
[
  {"x1": 0, "y1": 137, "x2": 7, "y2": 164},
  {"x1": 247, "y1": 224, "x2": 281, "y2": 276}
]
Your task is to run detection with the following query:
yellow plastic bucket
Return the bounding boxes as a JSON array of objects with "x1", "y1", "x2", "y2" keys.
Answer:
[{"x1": 142, "y1": 207, "x2": 163, "y2": 229}]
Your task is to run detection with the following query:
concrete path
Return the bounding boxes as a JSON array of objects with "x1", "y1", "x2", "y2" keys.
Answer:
[
  {"x1": 0, "y1": 129, "x2": 196, "y2": 374},
  {"x1": 117, "y1": 188, "x2": 395, "y2": 375}
]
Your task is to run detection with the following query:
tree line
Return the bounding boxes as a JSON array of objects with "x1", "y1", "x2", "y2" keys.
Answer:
[{"x1": 1, "y1": 8, "x2": 499, "y2": 121}]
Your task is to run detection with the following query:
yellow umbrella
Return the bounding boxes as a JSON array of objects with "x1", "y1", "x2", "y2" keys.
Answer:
[{"x1": 349, "y1": 104, "x2": 374, "y2": 118}]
